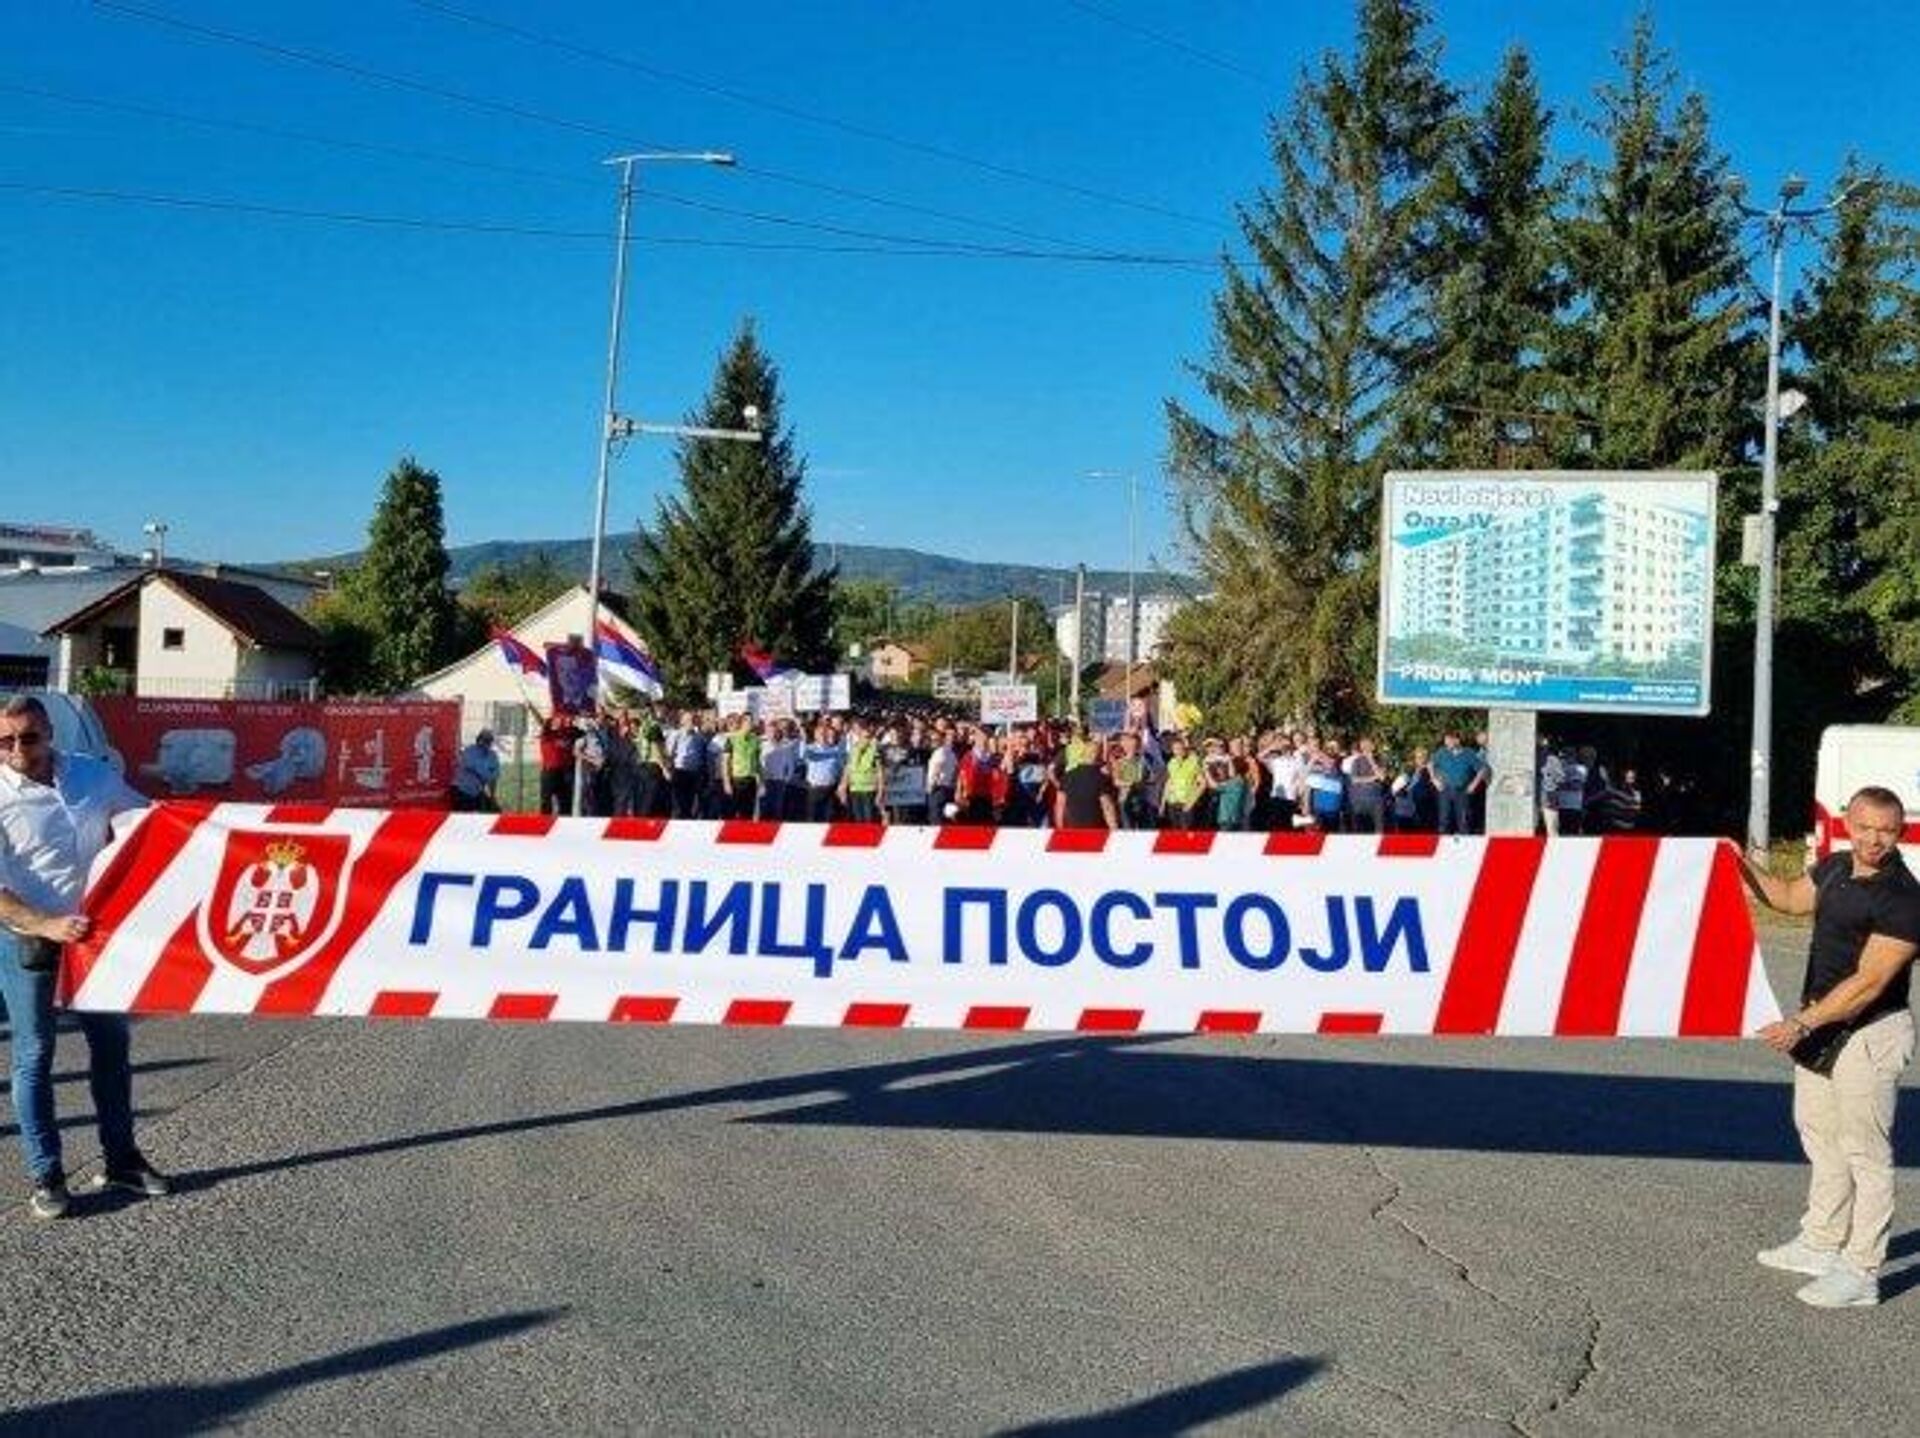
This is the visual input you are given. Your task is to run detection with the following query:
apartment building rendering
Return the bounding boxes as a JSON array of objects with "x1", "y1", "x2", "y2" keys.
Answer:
[{"x1": 1391, "y1": 488, "x2": 1710, "y2": 670}]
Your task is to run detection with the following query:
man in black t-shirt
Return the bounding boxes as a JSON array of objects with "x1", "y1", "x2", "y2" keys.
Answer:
[
  {"x1": 1738, "y1": 786, "x2": 1920, "y2": 1309},
  {"x1": 1054, "y1": 754, "x2": 1118, "y2": 831}
]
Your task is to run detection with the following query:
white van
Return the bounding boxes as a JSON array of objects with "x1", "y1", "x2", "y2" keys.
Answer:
[
  {"x1": 0, "y1": 690, "x2": 124, "y2": 773},
  {"x1": 1806, "y1": 724, "x2": 1920, "y2": 864}
]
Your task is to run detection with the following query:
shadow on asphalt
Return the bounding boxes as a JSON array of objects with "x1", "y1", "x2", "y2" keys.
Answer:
[
  {"x1": 1, "y1": 1056, "x2": 212, "y2": 1095},
  {"x1": 0, "y1": 1309, "x2": 561, "y2": 1437},
  {"x1": 159, "y1": 1035, "x2": 1920, "y2": 1196},
  {"x1": 995, "y1": 1355, "x2": 1323, "y2": 1436}
]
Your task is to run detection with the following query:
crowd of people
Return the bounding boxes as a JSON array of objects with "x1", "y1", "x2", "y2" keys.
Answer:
[{"x1": 452, "y1": 705, "x2": 1684, "y2": 836}]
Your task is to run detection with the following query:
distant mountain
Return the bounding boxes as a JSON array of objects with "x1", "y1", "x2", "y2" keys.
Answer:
[{"x1": 279, "y1": 532, "x2": 1195, "y2": 609}]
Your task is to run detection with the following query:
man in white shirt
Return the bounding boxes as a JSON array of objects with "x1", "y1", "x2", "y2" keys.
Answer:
[{"x1": 0, "y1": 696, "x2": 167, "y2": 1219}]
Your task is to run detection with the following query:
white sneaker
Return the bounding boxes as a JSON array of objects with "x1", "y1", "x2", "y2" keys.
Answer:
[
  {"x1": 1795, "y1": 1262, "x2": 1879, "y2": 1309},
  {"x1": 1757, "y1": 1238, "x2": 1841, "y2": 1277}
]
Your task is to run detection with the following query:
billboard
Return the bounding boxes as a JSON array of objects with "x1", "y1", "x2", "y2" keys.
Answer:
[
  {"x1": 1377, "y1": 471, "x2": 1717, "y2": 716},
  {"x1": 94, "y1": 697, "x2": 461, "y2": 808}
]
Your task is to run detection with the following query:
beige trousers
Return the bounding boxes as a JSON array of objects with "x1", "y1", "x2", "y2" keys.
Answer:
[{"x1": 1793, "y1": 1009, "x2": 1915, "y2": 1272}]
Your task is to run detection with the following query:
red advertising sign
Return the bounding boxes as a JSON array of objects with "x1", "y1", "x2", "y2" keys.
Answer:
[{"x1": 93, "y1": 698, "x2": 461, "y2": 809}]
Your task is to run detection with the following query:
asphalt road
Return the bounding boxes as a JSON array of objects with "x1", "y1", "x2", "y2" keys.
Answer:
[{"x1": 2, "y1": 924, "x2": 1917, "y2": 1436}]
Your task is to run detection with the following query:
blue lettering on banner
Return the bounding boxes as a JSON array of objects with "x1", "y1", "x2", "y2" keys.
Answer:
[
  {"x1": 1222, "y1": 894, "x2": 1289, "y2": 971},
  {"x1": 1089, "y1": 891, "x2": 1153, "y2": 968},
  {"x1": 403, "y1": 869, "x2": 1428, "y2": 979},
  {"x1": 1152, "y1": 892, "x2": 1219, "y2": 970},
  {"x1": 410, "y1": 872, "x2": 474, "y2": 944},
  {"x1": 607, "y1": 877, "x2": 679, "y2": 952},
  {"x1": 530, "y1": 876, "x2": 601, "y2": 951},
  {"x1": 757, "y1": 881, "x2": 833, "y2": 978},
  {"x1": 943, "y1": 888, "x2": 1010, "y2": 965},
  {"x1": 473, "y1": 874, "x2": 540, "y2": 946},
  {"x1": 1016, "y1": 889, "x2": 1083, "y2": 967},
  {"x1": 1358, "y1": 897, "x2": 1429, "y2": 973},
  {"x1": 840, "y1": 886, "x2": 909, "y2": 964},
  {"x1": 684, "y1": 881, "x2": 754, "y2": 956}
]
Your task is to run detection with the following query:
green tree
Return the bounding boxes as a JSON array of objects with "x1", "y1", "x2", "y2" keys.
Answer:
[
  {"x1": 628, "y1": 322, "x2": 836, "y2": 700},
  {"x1": 356, "y1": 456, "x2": 460, "y2": 689},
  {"x1": 460, "y1": 549, "x2": 570, "y2": 631},
  {"x1": 1797, "y1": 174, "x2": 1920, "y2": 713},
  {"x1": 831, "y1": 578, "x2": 902, "y2": 653},
  {"x1": 1164, "y1": 0, "x2": 1460, "y2": 732},
  {"x1": 306, "y1": 581, "x2": 380, "y2": 695},
  {"x1": 1404, "y1": 45, "x2": 1568, "y2": 467},
  {"x1": 1556, "y1": 16, "x2": 1753, "y2": 472}
]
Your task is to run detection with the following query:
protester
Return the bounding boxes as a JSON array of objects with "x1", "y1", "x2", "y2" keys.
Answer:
[
  {"x1": 760, "y1": 719, "x2": 799, "y2": 821},
  {"x1": 666, "y1": 711, "x2": 708, "y2": 819},
  {"x1": 841, "y1": 720, "x2": 883, "y2": 822},
  {"x1": 722, "y1": 714, "x2": 763, "y2": 820},
  {"x1": 1111, "y1": 731, "x2": 1150, "y2": 830},
  {"x1": 1343, "y1": 736, "x2": 1387, "y2": 834},
  {"x1": 450, "y1": 729, "x2": 501, "y2": 813},
  {"x1": 574, "y1": 714, "x2": 610, "y2": 817},
  {"x1": 1161, "y1": 734, "x2": 1206, "y2": 830},
  {"x1": 0, "y1": 695, "x2": 169, "y2": 1219},
  {"x1": 926, "y1": 722, "x2": 960, "y2": 824},
  {"x1": 802, "y1": 719, "x2": 846, "y2": 822},
  {"x1": 535, "y1": 710, "x2": 580, "y2": 816},
  {"x1": 1055, "y1": 742, "x2": 1119, "y2": 830},
  {"x1": 1427, "y1": 731, "x2": 1484, "y2": 835},
  {"x1": 1302, "y1": 740, "x2": 1346, "y2": 832},
  {"x1": 1738, "y1": 787, "x2": 1920, "y2": 1308}
]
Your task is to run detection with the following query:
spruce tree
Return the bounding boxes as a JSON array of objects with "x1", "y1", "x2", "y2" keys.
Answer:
[
  {"x1": 1404, "y1": 45, "x2": 1565, "y2": 467},
  {"x1": 358, "y1": 456, "x2": 459, "y2": 689},
  {"x1": 1797, "y1": 174, "x2": 1920, "y2": 713},
  {"x1": 1163, "y1": 0, "x2": 1460, "y2": 732},
  {"x1": 628, "y1": 322, "x2": 835, "y2": 701},
  {"x1": 1557, "y1": 16, "x2": 1753, "y2": 472}
]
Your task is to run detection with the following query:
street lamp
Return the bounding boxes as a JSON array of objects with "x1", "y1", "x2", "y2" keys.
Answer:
[
  {"x1": 1086, "y1": 469, "x2": 1139, "y2": 705},
  {"x1": 1726, "y1": 171, "x2": 1872, "y2": 857},
  {"x1": 577, "y1": 149, "x2": 760, "y2": 817}
]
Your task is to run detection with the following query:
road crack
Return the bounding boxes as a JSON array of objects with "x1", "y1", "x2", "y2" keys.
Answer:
[{"x1": 1361, "y1": 1146, "x2": 1606, "y2": 1434}]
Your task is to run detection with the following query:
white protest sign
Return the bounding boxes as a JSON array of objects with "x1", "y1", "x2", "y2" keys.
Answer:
[{"x1": 979, "y1": 683, "x2": 1038, "y2": 725}]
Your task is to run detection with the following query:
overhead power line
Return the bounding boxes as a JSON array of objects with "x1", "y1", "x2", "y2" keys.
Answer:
[
  {"x1": 0, "y1": 179, "x2": 1216, "y2": 268},
  {"x1": 1062, "y1": 1, "x2": 1276, "y2": 88},
  {"x1": 89, "y1": 0, "x2": 1219, "y2": 254},
  {"x1": 407, "y1": 0, "x2": 1225, "y2": 231},
  {"x1": 2, "y1": 82, "x2": 1215, "y2": 263}
]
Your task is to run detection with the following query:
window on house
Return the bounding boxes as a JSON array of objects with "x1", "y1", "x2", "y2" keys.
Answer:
[{"x1": 162, "y1": 627, "x2": 185, "y2": 651}]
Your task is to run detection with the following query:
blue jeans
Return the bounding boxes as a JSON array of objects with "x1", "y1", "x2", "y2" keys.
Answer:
[
  {"x1": 1437, "y1": 787, "x2": 1472, "y2": 835},
  {"x1": 1, "y1": 944, "x2": 137, "y2": 1183}
]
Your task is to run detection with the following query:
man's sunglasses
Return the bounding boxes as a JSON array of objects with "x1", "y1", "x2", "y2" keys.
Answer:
[{"x1": 0, "y1": 730, "x2": 49, "y2": 753}]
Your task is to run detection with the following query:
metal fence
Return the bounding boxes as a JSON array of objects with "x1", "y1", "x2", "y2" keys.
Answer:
[{"x1": 79, "y1": 670, "x2": 321, "y2": 702}]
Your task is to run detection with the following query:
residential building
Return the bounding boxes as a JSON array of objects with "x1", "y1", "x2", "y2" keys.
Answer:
[
  {"x1": 867, "y1": 639, "x2": 929, "y2": 687},
  {"x1": 44, "y1": 570, "x2": 323, "y2": 699},
  {"x1": 1393, "y1": 489, "x2": 1709, "y2": 665}
]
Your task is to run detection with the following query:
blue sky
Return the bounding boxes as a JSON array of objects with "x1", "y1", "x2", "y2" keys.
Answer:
[{"x1": 3, "y1": 1, "x2": 1914, "y2": 575}]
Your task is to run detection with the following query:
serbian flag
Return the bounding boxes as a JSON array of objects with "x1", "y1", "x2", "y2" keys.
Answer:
[
  {"x1": 594, "y1": 619, "x2": 664, "y2": 699},
  {"x1": 740, "y1": 642, "x2": 798, "y2": 682},
  {"x1": 490, "y1": 626, "x2": 547, "y2": 677}
]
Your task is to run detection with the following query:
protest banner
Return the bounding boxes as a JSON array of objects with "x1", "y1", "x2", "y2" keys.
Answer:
[
  {"x1": 786, "y1": 674, "x2": 851, "y2": 712},
  {"x1": 68, "y1": 806, "x2": 1775, "y2": 1038},
  {"x1": 979, "y1": 683, "x2": 1039, "y2": 725},
  {"x1": 94, "y1": 699, "x2": 460, "y2": 810},
  {"x1": 1088, "y1": 698, "x2": 1128, "y2": 736}
]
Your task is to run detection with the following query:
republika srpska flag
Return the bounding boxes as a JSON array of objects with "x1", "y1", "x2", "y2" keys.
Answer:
[{"x1": 594, "y1": 620, "x2": 663, "y2": 699}]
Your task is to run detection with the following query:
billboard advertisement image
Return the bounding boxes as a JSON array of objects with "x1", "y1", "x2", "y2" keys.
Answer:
[{"x1": 1377, "y1": 471, "x2": 1717, "y2": 716}]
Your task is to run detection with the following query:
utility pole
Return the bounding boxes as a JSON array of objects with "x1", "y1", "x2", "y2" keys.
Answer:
[
  {"x1": 1070, "y1": 563, "x2": 1086, "y2": 718},
  {"x1": 1725, "y1": 171, "x2": 1871, "y2": 856},
  {"x1": 1008, "y1": 597, "x2": 1020, "y2": 681},
  {"x1": 575, "y1": 149, "x2": 752, "y2": 817}
]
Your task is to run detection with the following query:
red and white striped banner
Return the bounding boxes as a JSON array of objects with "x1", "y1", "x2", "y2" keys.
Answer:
[{"x1": 65, "y1": 803, "x2": 1779, "y2": 1036}]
